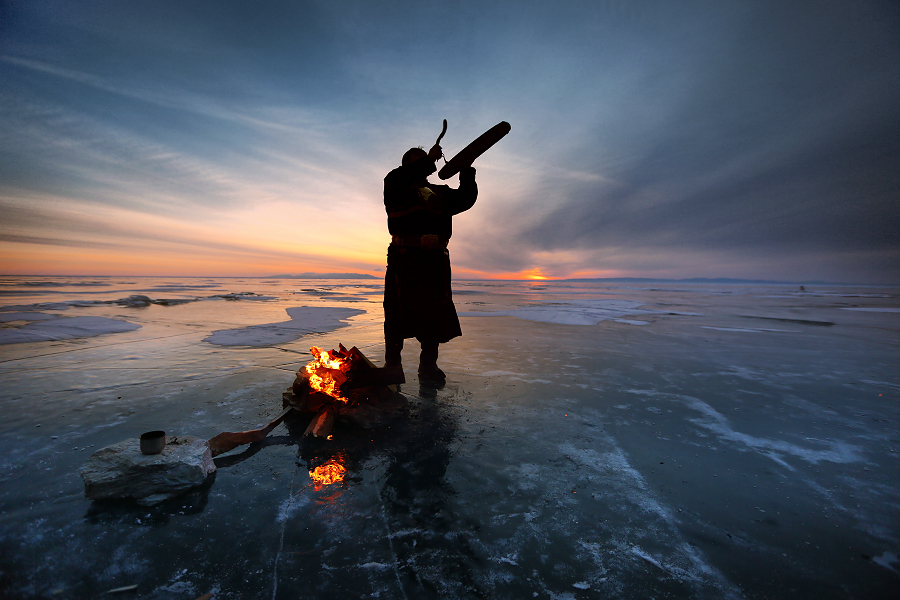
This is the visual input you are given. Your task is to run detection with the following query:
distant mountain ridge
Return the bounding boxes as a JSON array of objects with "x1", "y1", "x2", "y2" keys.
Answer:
[
  {"x1": 556, "y1": 277, "x2": 845, "y2": 285},
  {"x1": 267, "y1": 273, "x2": 377, "y2": 279}
]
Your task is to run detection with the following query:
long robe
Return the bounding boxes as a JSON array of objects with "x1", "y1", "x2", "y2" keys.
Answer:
[{"x1": 383, "y1": 156, "x2": 477, "y2": 343}]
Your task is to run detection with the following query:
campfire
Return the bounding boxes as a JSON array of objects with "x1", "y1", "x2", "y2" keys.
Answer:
[
  {"x1": 284, "y1": 343, "x2": 396, "y2": 440},
  {"x1": 303, "y1": 346, "x2": 352, "y2": 401},
  {"x1": 208, "y1": 344, "x2": 398, "y2": 461}
]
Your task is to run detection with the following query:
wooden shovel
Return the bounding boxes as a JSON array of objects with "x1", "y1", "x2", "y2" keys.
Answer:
[{"x1": 208, "y1": 406, "x2": 294, "y2": 457}]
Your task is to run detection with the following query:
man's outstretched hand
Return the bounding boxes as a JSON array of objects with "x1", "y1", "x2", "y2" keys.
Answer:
[{"x1": 428, "y1": 144, "x2": 442, "y2": 161}]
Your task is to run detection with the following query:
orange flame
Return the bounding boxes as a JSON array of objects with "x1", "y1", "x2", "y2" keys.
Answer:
[
  {"x1": 309, "y1": 458, "x2": 347, "y2": 489},
  {"x1": 304, "y1": 346, "x2": 352, "y2": 400}
]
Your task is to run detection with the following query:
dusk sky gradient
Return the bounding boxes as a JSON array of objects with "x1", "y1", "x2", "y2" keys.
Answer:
[{"x1": 2, "y1": 0, "x2": 898, "y2": 282}]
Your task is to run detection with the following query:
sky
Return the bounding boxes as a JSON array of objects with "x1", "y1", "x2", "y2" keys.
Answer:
[{"x1": 1, "y1": 0, "x2": 898, "y2": 283}]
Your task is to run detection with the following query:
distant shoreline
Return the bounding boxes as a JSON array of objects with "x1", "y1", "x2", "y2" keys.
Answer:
[
  {"x1": 1, "y1": 274, "x2": 896, "y2": 286},
  {"x1": 1, "y1": 273, "x2": 380, "y2": 280}
]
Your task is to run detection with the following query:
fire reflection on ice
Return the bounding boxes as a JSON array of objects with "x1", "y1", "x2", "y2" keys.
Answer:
[{"x1": 309, "y1": 457, "x2": 347, "y2": 490}]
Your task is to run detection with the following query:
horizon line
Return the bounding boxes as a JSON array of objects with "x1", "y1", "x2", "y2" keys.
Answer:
[{"x1": 1, "y1": 274, "x2": 895, "y2": 286}]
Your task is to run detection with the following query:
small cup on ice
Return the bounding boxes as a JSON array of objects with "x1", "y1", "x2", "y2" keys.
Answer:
[{"x1": 139, "y1": 431, "x2": 166, "y2": 455}]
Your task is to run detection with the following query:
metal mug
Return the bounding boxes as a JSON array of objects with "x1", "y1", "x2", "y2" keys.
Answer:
[{"x1": 139, "y1": 430, "x2": 166, "y2": 455}]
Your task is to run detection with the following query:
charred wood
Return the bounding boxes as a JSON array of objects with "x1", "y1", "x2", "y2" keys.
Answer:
[{"x1": 304, "y1": 404, "x2": 337, "y2": 439}]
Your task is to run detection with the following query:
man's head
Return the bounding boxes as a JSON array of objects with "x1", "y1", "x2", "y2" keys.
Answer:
[{"x1": 402, "y1": 147, "x2": 427, "y2": 166}]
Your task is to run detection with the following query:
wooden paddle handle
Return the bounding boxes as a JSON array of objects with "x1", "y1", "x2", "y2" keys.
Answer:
[{"x1": 438, "y1": 121, "x2": 510, "y2": 180}]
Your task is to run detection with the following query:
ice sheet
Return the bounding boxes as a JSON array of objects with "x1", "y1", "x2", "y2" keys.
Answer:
[{"x1": 0, "y1": 277, "x2": 898, "y2": 599}]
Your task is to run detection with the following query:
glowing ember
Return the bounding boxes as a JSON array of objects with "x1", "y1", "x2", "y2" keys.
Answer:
[
  {"x1": 309, "y1": 459, "x2": 346, "y2": 489},
  {"x1": 304, "y1": 346, "x2": 352, "y2": 400}
]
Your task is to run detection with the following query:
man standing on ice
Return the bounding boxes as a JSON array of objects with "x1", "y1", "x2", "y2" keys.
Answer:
[{"x1": 382, "y1": 141, "x2": 477, "y2": 385}]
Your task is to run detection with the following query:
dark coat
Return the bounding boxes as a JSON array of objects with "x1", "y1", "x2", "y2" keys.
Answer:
[{"x1": 383, "y1": 156, "x2": 477, "y2": 343}]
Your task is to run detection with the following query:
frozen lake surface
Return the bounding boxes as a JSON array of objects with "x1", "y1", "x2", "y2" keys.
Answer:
[{"x1": 0, "y1": 276, "x2": 897, "y2": 599}]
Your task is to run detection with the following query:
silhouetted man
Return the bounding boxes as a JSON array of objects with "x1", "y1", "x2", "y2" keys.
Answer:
[{"x1": 383, "y1": 142, "x2": 477, "y2": 384}]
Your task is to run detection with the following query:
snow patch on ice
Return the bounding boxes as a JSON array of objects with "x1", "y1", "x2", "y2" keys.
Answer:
[
  {"x1": 872, "y1": 551, "x2": 899, "y2": 574},
  {"x1": 292, "y1": 289, "x2": 367, "y2": 302},
  {"x1": 685, "y1": 395, "x2": 863, "y2": 464},
  {"x1": 478, "y1": 370, "x2": 553, "y2": 384},
  {"x1": 387, "y1": 528, "x2": 424, "y2": 539},
  {"x1": 0, "y1": 302, "x2": 75, "y2": 311},
  {"x1": 631, "y1": 545, "x2": 713, "y2": 583},
  {"x1": 460, "y1": 299, "x2": 661, "y2": 326},
  {"x1": 700, "y1": 326, "x2": 798, "y2": 333},
  {"x1": 155, "y1": 580, "x2": 196, "y2": 595},
  {"x1": 716, "y1": 366, "x2": 770, "y2": 383},
  {"x1": 0, "y1": 315, "x2": 141, "y2": 344},
  {"x1": 146, "y1": 283, "x2": 221, "y2": 290},
  {"x1": 211, "y1": 292, "x2": 277, "y2": 301},
  {"x1": 558, "y1": 443, "x2": 669, "y2": 520},
  {"x1": 18, "y1": 279, "x2": 111, "y2": 287},
  {"x1": 481, "y1": 370, "x2": 527, "y2": 377},
  {"x1": 203, "y1": 306, "x2": 364, "y2": 346},
  {"x1": 631, "y1": 390, "x2": 865, "y2": 465},
  {"x1": 861, "y1": 379, "x2": 900, "y2": 390},
  {"x1": 630, "y1": 546, "x2": 671, "y2": 574},
  {"x1": 152, "y1": 568, "x2": 199, "y2": 596},
  {"x1": 359, "y1": 561, "x2": 393, "y2": 570},
  {"x1": 0, "y1": 311, "x2": 58, "y2": 322},
  {"x1": 276, "y1": 490, "x2": 310, "y2": 523},
  {"x1": 760, "y1": 452, "x2": 797, "y2": 471}
]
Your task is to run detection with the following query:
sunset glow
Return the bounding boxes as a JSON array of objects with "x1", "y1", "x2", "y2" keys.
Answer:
[{"x1": 522, "y1": 269, "x2": 549, "y2": 280}]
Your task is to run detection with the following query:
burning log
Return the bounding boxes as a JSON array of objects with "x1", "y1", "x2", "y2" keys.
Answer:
[
  {"x1": 282, "y1": 344, "x2": 404, "y2": 438},
  {"x1": 303, "y1": 404, "x2": 337, "y2": 439},
  {"x1": 303, "y1": 346, "x2": 352, "y2": 398},
  {"x1": 288, "y1": 377, "x2": 331, "y2": 413},
  {"x1": 286, "y1": 344, "x2": 393, "y2": 408}
]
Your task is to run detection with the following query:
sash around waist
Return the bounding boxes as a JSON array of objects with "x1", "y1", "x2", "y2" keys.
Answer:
[{"x1": 390, "y1": 234, "x2": 448, "y2": 249}]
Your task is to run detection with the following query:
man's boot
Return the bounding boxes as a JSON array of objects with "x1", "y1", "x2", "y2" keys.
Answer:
[
  {"x1": 418, "y1": 340, "x2": 445, "y2": 384},
  {"x1": 383, "y1": 336, "x2": 405, "y2": 384}
]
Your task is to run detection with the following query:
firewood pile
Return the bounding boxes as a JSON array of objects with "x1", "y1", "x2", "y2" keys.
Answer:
[{"x1": 282, "y1": 344, "x2": 400, "y2": 440}]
